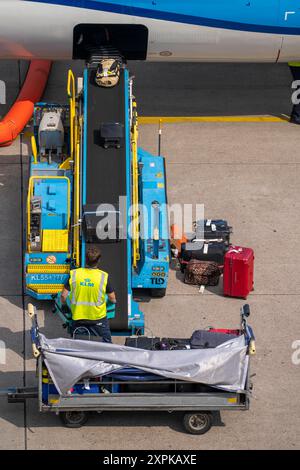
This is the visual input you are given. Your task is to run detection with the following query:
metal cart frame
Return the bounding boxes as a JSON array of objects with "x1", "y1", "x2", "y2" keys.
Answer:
[{"x1": 4, "y1": 304, "x2": 254, "y2": 434}]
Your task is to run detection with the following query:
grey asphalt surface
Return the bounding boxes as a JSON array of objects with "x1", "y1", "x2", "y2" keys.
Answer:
[
  {"x1": 0, "y1": 61, "x2": 293, "y2": 118},
  {"x1": 129, "y1": 62, "x2": 292, "y2": 117},
  {"x1": 0, "y1": 61, "x2": 299, "y2": 450}
]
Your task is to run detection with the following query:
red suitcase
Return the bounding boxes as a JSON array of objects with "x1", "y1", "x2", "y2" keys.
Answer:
[
  {"x1": 209, "y1": 328, "x2": 240, "y2": 336},
  {"x1": 223, "y1": 246, "x2": 254, "y2": 299}
]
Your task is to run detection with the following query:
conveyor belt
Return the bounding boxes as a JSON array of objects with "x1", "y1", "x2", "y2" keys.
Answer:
[{"x1": 84, "y1": 68, "x2": 128, "y2": 331}]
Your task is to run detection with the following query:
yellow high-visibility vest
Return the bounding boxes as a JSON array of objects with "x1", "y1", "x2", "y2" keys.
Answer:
[
  {"x1": 289, "y1": 62, "x2": 300, "y2": 67},
  {"x1": 70, "y1": 268, "x2": 108, "y2": 321}
]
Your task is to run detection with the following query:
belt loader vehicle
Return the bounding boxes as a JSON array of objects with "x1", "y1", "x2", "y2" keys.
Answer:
[{"x1": 25, "y1": 61, "x2": 170, "y2": 334}]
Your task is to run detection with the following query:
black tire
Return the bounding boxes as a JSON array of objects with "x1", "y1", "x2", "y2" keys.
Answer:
[
  {"x1": 60, "y1": 411, "x2": 88, "y2": 428},
  {"x1": 150, "y1": 288, "x2": 166, "y2": 298},
  {"x1": 183, "y1": 412, "x2": 212, "y2": 435}
]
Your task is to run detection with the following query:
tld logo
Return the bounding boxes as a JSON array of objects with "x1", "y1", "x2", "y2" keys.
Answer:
[
  {"x1": 151, "y1": 277, "x2": 165, "y2": 285},
  {"x1": 0, "y1": 80, "x2": 6, "y2": 105}
]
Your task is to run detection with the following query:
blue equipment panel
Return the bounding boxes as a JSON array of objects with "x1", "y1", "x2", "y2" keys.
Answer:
[
  {"x1": 132, "y1": 149, "x2": 170, "y2": 290},
  {"x1": 33, "y1": 178, "x2": 69, "y2": 230}
]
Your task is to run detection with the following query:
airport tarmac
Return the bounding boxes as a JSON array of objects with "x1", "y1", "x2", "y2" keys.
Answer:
[{"x1": 0, "y1": 61, "x2": 299, "y2": 450}]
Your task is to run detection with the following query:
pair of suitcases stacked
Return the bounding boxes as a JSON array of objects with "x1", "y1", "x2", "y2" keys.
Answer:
[
  {"x1": 125, "y1": 327, "x2": 241, "y2": 352},
  {"x1": 177, "y1": 219, "x2": 254, "y2": 299}
]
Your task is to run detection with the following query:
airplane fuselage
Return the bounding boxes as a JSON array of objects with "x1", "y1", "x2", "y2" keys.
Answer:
[{"x1": 0, "y1": 0, "x2": 300, "y2": 61}]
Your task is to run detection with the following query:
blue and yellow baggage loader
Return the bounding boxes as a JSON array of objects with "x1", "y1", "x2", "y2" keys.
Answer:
[{"x1": 24, "y1": 63, "x2": 170, "y2": 335}]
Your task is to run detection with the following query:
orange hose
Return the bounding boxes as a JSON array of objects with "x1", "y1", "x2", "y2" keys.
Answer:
[{"x1": 0, "y1": 60, "x2": 52, "y2": 147}]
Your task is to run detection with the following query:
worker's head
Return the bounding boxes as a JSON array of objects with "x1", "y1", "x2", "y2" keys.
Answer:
[{"x1": 86, "y1": 247, "x2": 102, "y2": 268}]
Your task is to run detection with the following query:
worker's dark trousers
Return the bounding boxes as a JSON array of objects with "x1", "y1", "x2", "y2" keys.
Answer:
[
  {"x1": 92, "y1": 317, "x2": 112, "y2": 343},
  {"x1": 71, "y1": 317, "x2": 112, "y2": 343},
  {"x1": 290, "y1": 66, "x2": 300, "y2": 123}
]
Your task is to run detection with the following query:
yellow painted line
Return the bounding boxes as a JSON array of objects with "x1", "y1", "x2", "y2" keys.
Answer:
[{"x1": 139, "y1": 115, "x2": 289, "y2": 124}]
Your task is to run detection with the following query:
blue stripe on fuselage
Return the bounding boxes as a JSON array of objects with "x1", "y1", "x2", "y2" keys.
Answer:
[{"x1": 24, "y1": 0, "x2": 300, "y2": 35}]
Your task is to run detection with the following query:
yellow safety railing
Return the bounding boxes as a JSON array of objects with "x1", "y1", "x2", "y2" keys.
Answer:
[
  {"x1": 26, "y1": 71, "x2": 78, "y2": 261},
  {"x1": 131, "y1": 101, "x2": 140, "y2": 269},
  {"x1": 72, "y1": 113, "x2": 81, "y2": 267},
  {"x1": 31, "y1": 135, "x2": 38, "y2": 164},
  {"x1": 27, "y1": 176, "x2": 71, "y2": 252},
  {"x1": 67, "y1": 69, "x2": 76, "y2": 161},
  {"x1": 67, "y1": 69, "x2": 81, "y2": 267}
]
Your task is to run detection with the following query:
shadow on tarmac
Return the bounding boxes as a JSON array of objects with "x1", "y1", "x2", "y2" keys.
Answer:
[{"x1": 0, "y1": 372, "x2": 224, "y2": 434}]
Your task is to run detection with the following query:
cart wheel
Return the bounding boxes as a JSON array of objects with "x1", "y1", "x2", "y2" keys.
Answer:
[
  {"x1": 183, "y1": 412, "x2": 212, "y2": 435},
  {"x1": 60, "y1": 411, "x2": 88, "y2": 428},
  {"x1": 150, "y1": 288, "x2": 166, "y2": 298}
]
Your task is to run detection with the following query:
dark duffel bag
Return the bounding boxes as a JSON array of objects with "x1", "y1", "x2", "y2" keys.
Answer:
[
  {"x1": 125, "y1": 336, "x2": 160, "y2": 350},
  {"x1": 184, "y1": 260, "x2": 221, "y2": 286},
  {"x1": 190, "y1": 330, "x2": 237, "y2": 349},
  {"x1": 181, "y1": 241, "x2": 227, "y2": 265}
]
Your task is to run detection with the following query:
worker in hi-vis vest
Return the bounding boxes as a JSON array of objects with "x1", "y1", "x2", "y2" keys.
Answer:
[
  {"x1": 60, "y1": 247, "x2": 116, "y2": 343},
  {"x1": 289, "y1": 62, "x2": 300, "y2": 124}
]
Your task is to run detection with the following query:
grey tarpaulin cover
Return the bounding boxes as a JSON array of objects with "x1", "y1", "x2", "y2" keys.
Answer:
[{"x1": 39, "y1": 334, "x2": 249, "y2": 396}]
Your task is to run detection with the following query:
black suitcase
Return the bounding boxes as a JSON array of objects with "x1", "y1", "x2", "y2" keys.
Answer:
[
  {"x1": 181, "y1": 241, "x2": 227, "y2": 265},
  {"x1": 159, "y1": 338, "x2": 191, "y2": 350},
  {"x1": 100, "y1": 122, "x2": 124, "y2": 149},
  {"x1": 125, "y1": 336, "x2": 160, "y2": 350},
  {"x1": 193, "y1": 219, "x2": 232, "y2": 245},
  {"x1": 82, "y1": 203, "x2": 122, "y2": 243},
  {"x1": 190, "y1": 330, "x2": 237, "y2": 349}
]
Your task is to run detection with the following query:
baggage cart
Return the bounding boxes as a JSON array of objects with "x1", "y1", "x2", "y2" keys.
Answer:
[{"x1": 3, "y1": 305, "x2": 255, "y2": 435}]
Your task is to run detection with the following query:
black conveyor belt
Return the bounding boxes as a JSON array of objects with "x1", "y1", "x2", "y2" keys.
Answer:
[{"x1": 85, "y1": 68, "x2": 128, "y2": 331}]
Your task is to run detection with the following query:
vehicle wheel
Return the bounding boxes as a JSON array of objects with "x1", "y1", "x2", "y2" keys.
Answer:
[
  {"x1": 150, "y1": 288, "x2": 166, "y2": 298},
  {"x1": 60, "y1": 411, "x2": 88, "y2": 428},
  {"x1": 183, "y1": 412, "x2": 212, "y2": 435}
]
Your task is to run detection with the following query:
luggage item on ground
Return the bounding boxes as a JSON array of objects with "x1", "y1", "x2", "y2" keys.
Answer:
[
  {"x1": 125, "y1": 336, "x2": 161, "y2": 350},
  {"x1": 181, "y1": 241, "x2": 227, "y2": 265},
  {"x1": 157, "y1": 338, "x2": 191, "y2": 350},
  {"x1": 190, "y1": 330, "x2": 237, "y2": 349},
  {"x1": 209, "y1": 328, "x2": 240, "y2": 336},
  {"x1": 193, "y1": 219, "x2": 232, "y2": 245},
  {"x1": 223, "y1": 245, "x2": 254, "y2": 299},
  {"x1": 184, "y1": 259, "x2": 221, "y2": 286},
  {"x1": 100, "y1": 122, "x2": 124, "y2": 149}
]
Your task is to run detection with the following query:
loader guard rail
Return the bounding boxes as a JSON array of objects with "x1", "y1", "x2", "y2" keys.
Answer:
[
  {"x1": 131, "y1": 100, "x2": 140, "y2": 269},
  {"x1": 67, "y1": 69, "x2": 81, "y2": 267}
]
